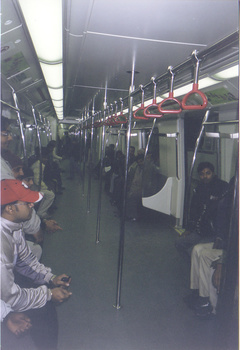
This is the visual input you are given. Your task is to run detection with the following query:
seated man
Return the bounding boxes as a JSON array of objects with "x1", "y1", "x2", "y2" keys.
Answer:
[
  {"x1": 175, "y1": 162, "x2": 228, "y2": 256},
  {"x1": 184, "y1": 177, "x2": 235, "y2": 318},
  {"x1": 1, "y1": 179, "x2": 72, "y2": 350},
  {"x1": 1, "y1": 117, "x2": 62, "y2": 238}
]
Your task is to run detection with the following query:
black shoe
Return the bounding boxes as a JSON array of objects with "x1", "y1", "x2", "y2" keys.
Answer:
[{"x1": 195, "y1": 300, "x2": 213, "y2": 319}]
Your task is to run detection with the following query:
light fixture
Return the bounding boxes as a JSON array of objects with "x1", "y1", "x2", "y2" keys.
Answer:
[
  {"x1": 161, "y1": 78, "x2": 219, "y2": 98},
  {"x1": 18, "y1": 0, "x2": 62, "y2": 62},
  {"x1": 40, "y1": 62, "x2": 63, "y2": 88},
  {"x1": 18, "y1": 0, "x2": 63, "y2": 120},
  {"x1": 48, "y1": 88, "x2": 63, "y2": 101},
  {"x1": 212, "y1": 64, "x2": 239, "y2": 80}
]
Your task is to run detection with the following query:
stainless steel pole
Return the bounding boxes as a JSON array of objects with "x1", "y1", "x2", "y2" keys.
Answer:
[
  {"x1": 114, "y1": 59, "x2": 135, "y2": 309},
  {"x1": 12, "y1": 90, "x2": 27, "y2": 161},
  {"x1": 87, "y1": 101, "x2": 95, "y2": 214}
]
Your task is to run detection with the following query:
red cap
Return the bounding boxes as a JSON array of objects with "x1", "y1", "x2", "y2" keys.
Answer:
[{"x1": 1, "y1": 179, "x2": 43, "y2": 205}]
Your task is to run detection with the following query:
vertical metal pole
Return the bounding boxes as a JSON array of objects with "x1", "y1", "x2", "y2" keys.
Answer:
[
  {"x1": 32, "y1": 106, "x2": 43, "y2": 191},
  {"x1": 96, "y1": 86, "x2": 107, "y2": 243},
  {"x1": 82, "y1": 110, "x2": 87, "y2": 196},
  {"x1": 184, "y1": 109, "x2": 210, "y2": 227},
  {"x1": 114, "y1": 59, "x2": 135, "y2": 309},
  {"x1": 12, "y1": 90, "x2": 27, "y2": 162},
  {"x1": 144, "y1": 118, "x2": 156, "y2": 160},
  {"x1": 87, "y1": 101, "x2": 95, "y2": 214}
]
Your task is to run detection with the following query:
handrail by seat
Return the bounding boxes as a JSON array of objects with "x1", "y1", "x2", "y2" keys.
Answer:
[
  {"x1": 182, "y1": 50, "x2": 208, "y2": 110},
  {"x1": 143, "y1": 78, "x2": 163, "y2": 118},
  {"x1": 158, "y1": 66, "x2": 182, "y2": 114}
]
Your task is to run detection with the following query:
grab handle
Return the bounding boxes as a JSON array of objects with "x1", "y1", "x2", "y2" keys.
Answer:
[
  {"x1": 104, "y1": 104, "x2": 117, "y2": 126},
  {"x1": 115, "y1": 99, "x2": 128, "y2": 124},
  {"x1": 143, "y1": 78, "x2": 163, "y2": 118},
  {"x1": 104, "y1": 115, "x2": 117, "y2": 126},
  {"x1": 133, "y1": 85, "x2": 149, "y2": 120},
  {"x1": 158, "y1": 66, "x2": 182, "y2": 114},
  {"x1": 182, "y1": 50, "x2": 208, "y2": 110},
  {"x1": 115, "y1": 113, "x2": 127, "y2": 124}
]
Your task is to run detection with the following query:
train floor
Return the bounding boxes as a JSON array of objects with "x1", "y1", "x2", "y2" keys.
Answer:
[{"x1": 41, "y1": 161, "x2": 238, "y2": 350}]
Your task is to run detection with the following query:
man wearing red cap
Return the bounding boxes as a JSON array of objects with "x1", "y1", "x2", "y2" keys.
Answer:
[{"x1": 1, "y1": 179, "x2": 72, "y2": 350}]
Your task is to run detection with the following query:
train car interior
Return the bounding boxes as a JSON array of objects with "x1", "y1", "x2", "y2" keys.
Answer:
[{"x1": 1, "y1": 1, "x2": 239, "y2": 349}]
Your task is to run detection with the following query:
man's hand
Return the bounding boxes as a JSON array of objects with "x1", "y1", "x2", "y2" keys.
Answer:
[
  {"x1": 50, "y1": 287, "x2": 72, "y2": 303},
  {"x1": 6, "y1": 313, "x2": 32, "y2": 336},
  {"x1": 45, "y1": 220, "x2": 63, "y2": 233},
  {"x1": 51, "y1": 274, "x2": 71, "y2": 288},
  {"x1": 213, "y1": 237, "x2": 223, "y2": 249},
  {"x1": 212, "y1": 264, "x2": 222, "y2": 293}
]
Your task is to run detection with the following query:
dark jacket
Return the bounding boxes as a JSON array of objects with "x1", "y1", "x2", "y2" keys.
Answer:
[{"x1": 188, "y1": 175, "x2": 228, "y2": 237}]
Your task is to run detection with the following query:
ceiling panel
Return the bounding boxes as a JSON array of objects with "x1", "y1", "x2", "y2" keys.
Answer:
[
  {"x1": 1, "y1": 0, "x2": 239, "y2": 121},
  {"x1": 64, "y1": 0, "x2": 239, "y2": 117}
]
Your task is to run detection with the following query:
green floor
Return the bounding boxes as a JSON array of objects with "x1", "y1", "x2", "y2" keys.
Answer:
[{"x1": 41, "y1": 163, "x2": 237, "y2": 350}]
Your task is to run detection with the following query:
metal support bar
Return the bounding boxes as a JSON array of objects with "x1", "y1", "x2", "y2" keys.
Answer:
[
  {"x1": 12, "y1": 90, "x2": 27, "y2": 162},
  {"x1": 32, "y1": 106, "x2": 43, "y2": 191},
  {"x1": 115, "y1": 60, "x2": 135, "y2": 309},
  {"x1": 183, "y1": 109, "x2": 210, "y2": 227},
  {"x1": 87, "y1": 104, "x2": 94, "y2": 214},
  {"x1": 144, "y1": 118, "x2": 156, "y2": 160},
  {"x1": 82, "y1": 110, "x2": 88, "y2": 196},
  {"x1": 96, "y1": 110, "x2": 106, "y2": 244}
]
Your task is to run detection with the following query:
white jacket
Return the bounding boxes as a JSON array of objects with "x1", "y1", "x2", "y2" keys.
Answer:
[{"x1": 0, "y1": 217, "x2": 53, "y2": 312}]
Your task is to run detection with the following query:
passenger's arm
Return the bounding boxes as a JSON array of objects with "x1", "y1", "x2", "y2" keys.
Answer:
[
  {"x1": 14, "y1": 233, "x2": 53, "y2": 284},
  {"x1": 1, "y1": 262, "x2": 51, "y2": 312},
  {"x1": 212, "y1": 263, "x2": 223, "y2": 293}
]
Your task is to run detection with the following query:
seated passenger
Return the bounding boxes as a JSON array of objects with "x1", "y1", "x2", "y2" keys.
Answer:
[
  {"x1": 175, "y1": 162, "x2": 228, "y2": 256},
  {"x1": 1, "y1": 117, "x2": 62, "y2": 239},
  {"x1": 22, "y1": 166, "x2": 62, "y2": 234},
  {"x1": 0, "y1": 179, "x2": 72, "y2": 350},
  {"x1": 0, "y1": 151, "x2": 43, "y2": 260},
  {"x1": 183, "y1": 177, "x2": 235, "y2": 318},
  {"x1": 31, "y1": 148, "x2": 55, "y2": 218}
]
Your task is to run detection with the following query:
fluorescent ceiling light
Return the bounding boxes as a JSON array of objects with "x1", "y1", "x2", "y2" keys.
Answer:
[
  {"x1": 48, "y1": 88, "x2": 63, "y2": 101},
  {"x1": 40, "y1": 63, "x2": 63, "y2": 88},
  {"x1": 19, "y1": 0, "x2": 63, "y2": 120},
  {"x1": 52, "y1": 100, "x2": 63, "y2": 108},
  {"x1": 213, "y1": 64, "x2": 239, "y2": 80},
  {"x1": 18, "y1": 0, "x2": 62, "y2": 62},
  {"x1": 161, "y1": 77, "x2": 219, "y2": 98}
]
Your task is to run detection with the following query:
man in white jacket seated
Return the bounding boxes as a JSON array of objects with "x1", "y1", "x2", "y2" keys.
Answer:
[{"x1": 1, "y1": 179, "x2": 72, "y2": 350}]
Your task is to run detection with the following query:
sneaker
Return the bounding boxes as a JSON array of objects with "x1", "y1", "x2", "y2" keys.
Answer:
[{"x1": 195, "y1": 301, "x2": 213, "y2": 319}]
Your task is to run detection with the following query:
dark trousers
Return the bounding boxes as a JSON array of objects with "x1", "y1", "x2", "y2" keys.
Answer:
[{"x1": 12, "y1": 271, "x2": 59, "y2": 350}]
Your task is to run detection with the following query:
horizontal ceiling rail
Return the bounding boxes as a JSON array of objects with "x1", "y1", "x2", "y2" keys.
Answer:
[{"x1": 129, "y1": 31, "x2": 239, "y2": 99}]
